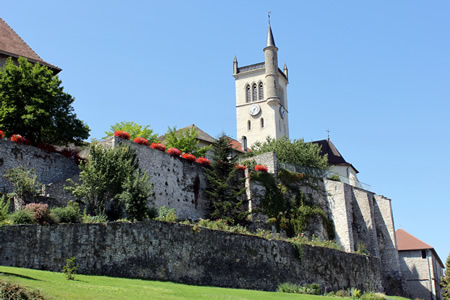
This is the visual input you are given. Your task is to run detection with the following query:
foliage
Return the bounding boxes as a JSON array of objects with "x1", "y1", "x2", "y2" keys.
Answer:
[
  {"x1": 24, "y1": 203, "x2": 54, "y2": 225},
  {"x1": 204, "y1": 135, "x2": 248, "y2": 225},
  {"x1": 50, "y1": 201, "x2": 82, "y2": 223},
  {"x1": 82, "y1": 212, "x2": 108, "y2": 224},
  {"x1": 65, "y1": 143, "x2": 154, "y2": 220},
  {"x1": 335, "y1": 290, "x2": 348, "y2": 297},
  {"x1": 10, "y1": 134, "x2": 29, "y2": 144},
  {"x1": 288, "y1": 235, "x2": 342, "y2": 252},
  {"x1": 63, "y1": 257, "x2": 78, "y2": 280},
  {"x1": 3, "y1": 166, "x2": 41, "y2": 200},
  {"x1": 114, "y1": 130, "x2": 130, "y2": 140},
  {"x1": 197, "y1": 219, "x2": 248, "y2": 235},
  {"x1": 276, "y1": 282, "x2": 321, "y2": 295},
  {"x1": 163, "y1": 126, "x2": 212, "y2": 158},
  {"x1": 351, "y1": 287, "x2": 362, "y2": 298},
  {"x1": 442, "y1": 253, "x2": 450, "y2": 300},
  {"x1": 155, "y1": 206, "x2": 177, "y2": 222},
  {"x1": 0, "y1": 57, "x2": 89, "y2": 146},
  {"x1": 356, "y1": 241, "x2": 369, "y2": 256},
  {"x1": 251, "y1": 169, "x2": 335, "y2": 238},
  {"x1": 0, "y1": 195, "x2": 10, "y2": 223},
  {"x1": 104, "y1": 121, "x2": 159, "y2": 143},
  {"x1": 0, "y1": 278, "x2": 44, "y2": 300},
  {"x1": 249, "y1": 136, "x2": 329, "y2": 174},
  {"x1": 329, "y1": 174, "x2": 341, "y2": 181},
  {"x1": 9, "y1": 209, "x2": 34, "y2": 224},
  {"x1": 360, "y1": 292, "x2": 387, "y2": 300}
]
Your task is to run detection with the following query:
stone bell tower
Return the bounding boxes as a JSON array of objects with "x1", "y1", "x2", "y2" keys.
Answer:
[{"x1": 233, "y1": 23, "x2": 289, "y2": 151}]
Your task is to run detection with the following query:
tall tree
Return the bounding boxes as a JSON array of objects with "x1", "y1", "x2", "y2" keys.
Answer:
[
  {"x1": 104, "y1": 121, "x2": 159, "y2": 143},
  {"x1": 204, "y1": 135, "x2": 248, "y2": 224},
  {"x1": 442, "y1": 254, "x2": 450, "y2": 300},
  {"x1": 0, "y1": 57, "x2": 89, "y2": 145}
]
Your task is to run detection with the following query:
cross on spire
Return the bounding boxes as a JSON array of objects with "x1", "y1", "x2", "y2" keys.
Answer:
[{"x1": 268, "y1": 11, "x2": 272, "y2": 24}]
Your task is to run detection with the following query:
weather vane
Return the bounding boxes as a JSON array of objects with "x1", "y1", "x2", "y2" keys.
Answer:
[
  {"x1": 326, "y1": 129, "x2": 331, "y2": 140},
  {"x1": 268, "y1": 11, "x2": 272, "y2": 24}
]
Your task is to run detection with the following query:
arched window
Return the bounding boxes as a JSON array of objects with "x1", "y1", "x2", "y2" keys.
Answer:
[
  {"x1": 246, "y1": 85, "x2": 251, "y2": 103},
  {"x1": 258, "y1": 82, "x2": 264, "y2": 100},
  {"x1": 261, "y1": 118, "x2": 264, "y2": 128},
  {"x1": 252, "y1": 84, "x2": 257, "y2": 101},
  {"x1": 242, "y1": 136, "x2": 248, "y2": 152},
  {"x1": 248, "y1": 120, "x2": 251, "y2": 130}
]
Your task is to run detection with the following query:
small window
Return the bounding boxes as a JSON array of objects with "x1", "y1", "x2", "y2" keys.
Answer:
[
  {"x1": 246, "y1": 85, "x2": 251, "y2": 103},
  {"x1": 258, "y1": 82, "x2": 264, "y2": 100},
  {"x1": 242, "y1": 136, "x2": 247, "y2": 152},
  {"x1": 248, "y1": 120, "x2": 251, "y2": 130},
  {"x1": 261, "y1": 118, "x2": 264, "y2": 128},
  {"x1": 422, "y1": 250, "x2": 427, "y2": 259},
  {"x1": 252, "y1": 84, "x2": 257, "y2": 101}
]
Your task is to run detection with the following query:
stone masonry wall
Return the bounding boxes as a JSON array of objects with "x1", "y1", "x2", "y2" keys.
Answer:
[
  {"x1": 0, "y1": 222, "x2": 385, "y2": 292},
  {"x1": 0, "y1": 139, "x2": 79, "y2": 193}
]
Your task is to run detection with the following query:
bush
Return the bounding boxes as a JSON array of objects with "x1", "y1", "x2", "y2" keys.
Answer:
[
  {"x1": 82, "y1": 213, "x2": 107, "y2": 223},
  {"x1": 155, "y1": 206, "x2": 177, "y2": 222},
  {"x1": 0, "y1": 279, "x2": 44, "y2": 299},
  {"x1": 114, "y1": 130, "x2": 130, "y2": 139},
  {"x1": 351, "y1": 287, "x2": 361, "y2": 298},
  {"x1": 360, "y1": 292, "x2": 386, "y2": 300},
  {"x1": 24, "y1": 203, "x2": 54, "y2": 225},
  {"x1": 276, "y1": 282, "x2": 321, "y2": 295},
  {"x1": 63, "y1": 257, "x2": 78, "y2": 280},
  {"x1": 277, "y1": 282, "x2": 301, "y2": 293},
  {"x1": 9, "y1": 209, "x2": 34, "y2": 224},
  {"x1": 50, "y1": 201, "x2": 82, "y2": 223},
  {"x1": 0, "y1": 195, "x2": 10, "y2": 223},
  {"x1": 329, "y1": 174, "x2": 341, "y2": 181},
  {"x1": 336, "y1": 289, "x2": 348, "y2": 297},
  {"x1": 3, "y1": 167, "x2": 41, "y2": 201}
]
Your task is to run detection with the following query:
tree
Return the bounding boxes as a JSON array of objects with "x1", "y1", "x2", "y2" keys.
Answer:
[
  {"x1": 163, "y1": 126, "x2": 212, "y2": 157},
  {"x1": 0, "y1": 57, "x2": 89, "y2": 145},
  {"x1": 104, "y1": 121, "x2": 159, "y2": 143},
  {"x1": 249, "y1": 137, "x2": 329, "y2": 174},
  {"x1": 65, "y1": 143, "x2": 154, "y2": 220},
  {"x1": 442, "y1": 254, "x2": 450, "y2": 300},
  {"x1": 204, "y1": 135, "x2": 248, "y2": 224}
]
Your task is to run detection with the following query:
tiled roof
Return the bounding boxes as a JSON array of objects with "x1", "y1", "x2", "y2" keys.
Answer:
[
  {"x1": 228, "y1": 137, "x2": 247, "y2": 153},
  {"x1": 0, "y1": 18, "x2": 61, "y2": 73},
  {"x1": 396, "y1": 229, "x2": 444, "y2": 268},
  {"x1": 311, "y1": 139, "x2": 359, "y2": 173}
]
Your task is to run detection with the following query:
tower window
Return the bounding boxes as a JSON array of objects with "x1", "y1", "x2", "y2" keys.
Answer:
[
  {"x1": 252, "y1": 84, "x2": 257, "y2": 101},
  {"x1": 242, "y1": 136, "x2": 248, "y2": 152},
  {"x1": 261, "y1": 118, "x2": 264, "y2": 128},
  {"x1": 248, "y1": 120, "x2": 251, "y2": 130},
  {"x1": 246, "y1": 85, "x2": 251, "y2": 103},
  {"x1": 258, "y1": 82, "x2": 264, "y2": 100},
  {"x1": 422, "y1": 250, "x2": 427, "y2": 259}
]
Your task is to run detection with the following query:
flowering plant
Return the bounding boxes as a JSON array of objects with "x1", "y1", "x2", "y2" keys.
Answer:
[
  {"x1": 133, "y1": 137, "x2": 149, "y2": 146},
  {"x1": 114, "y1": 130, "x2": 130, "y2": 140},
  {"x1": 150, "y1": 143, "x2": 166, "y2": 152},
  {"x1": 167, "y1": 148, "x2": 181, "y2": 157},
  {"x1": 234, "y1": 164, "x2": 246, "y2": 171},
  {"x1": 25, "y1": 203, "x2": 52, "y2": 225},
  {"x1": 254, "y1": 164, "x2": 268, "y2": 172},
  {"x1": 0, "y1": 130, "x2": 4, "y2": 139},
  {"x1": 10, "y1": 134, "x2": 29, "y2": 144},
  {"x1": 196, "y1": 157, "x2": 211, "y2": 166},
  {"x1": 181, "y1": 153, "x2": 196, "y2": 162}
]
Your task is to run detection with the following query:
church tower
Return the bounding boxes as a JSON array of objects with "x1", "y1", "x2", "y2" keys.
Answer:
[{"x1": 233, "y1": 23, "x2": 289, "y2": 151}]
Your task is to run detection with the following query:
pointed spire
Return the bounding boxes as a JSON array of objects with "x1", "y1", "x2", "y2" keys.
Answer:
[{"x1": 266, "y1": 23, "x2": 276, "y2": 47}]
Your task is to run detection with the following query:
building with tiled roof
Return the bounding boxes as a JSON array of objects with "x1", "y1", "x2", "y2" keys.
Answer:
[
  {"x1": 396, "y1": 229, "x2": 444, "y2": 300},
  {"x1": 0, "y1": 17, "x2": 60, "y2": 73}
]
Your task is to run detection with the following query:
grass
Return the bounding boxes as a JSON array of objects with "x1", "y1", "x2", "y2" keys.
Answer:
[{"x1": 0, "y1": 266, "x2": 411, "y2": 300}]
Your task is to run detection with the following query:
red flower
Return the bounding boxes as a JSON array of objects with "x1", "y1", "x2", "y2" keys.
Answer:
[
  {"x1": 196, "y1": 157, "x2": 211, "y2": 166},
  {"x1": 0, "y1": 130, "x2": 4, "y2": 139},
  {"x1": 133, "y1": 137, "x2": 149, "y2": 146},
  {"x1": 234, "y1": 164, "x2": 246, "y2": 171},
  {"x1": 150, "y1": 143, "x2": 166, "y2": 152},
  {"x1": 167, "y1": 148, "x2": 181, "y2": 157},
  {"x1": 181, "y1": 153, "x2": 196, "y2": 162},
  {"x1": 11, "y1": 134, "x2": 26, "y2": 144},
  {"x1": 255, "y1": 165, "x2": 268, "y2": 172},
  {"x1": 114, "y1": 130, "x2": 130, "y2": 140}
]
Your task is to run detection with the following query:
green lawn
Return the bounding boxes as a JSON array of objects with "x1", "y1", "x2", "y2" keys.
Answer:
[{"x1": 0, "y1": 266, "x2": 410, "y2": 300}]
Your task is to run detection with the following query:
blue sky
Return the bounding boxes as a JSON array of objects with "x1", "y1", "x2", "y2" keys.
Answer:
[{"x1": 3, "y1": 1, "x2": 449, "y2": 261}]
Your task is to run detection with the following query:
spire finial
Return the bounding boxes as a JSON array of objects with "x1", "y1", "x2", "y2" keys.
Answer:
[
  {"x1": 326, "y1": 129, "x2": 331, "y2": 141},
  {"x1": 268, "y1": 11, "x2": 271, "y2": 25}
]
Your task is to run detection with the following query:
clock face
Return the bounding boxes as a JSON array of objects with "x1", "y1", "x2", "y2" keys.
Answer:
[
  {"x1": 249, "y1": 104, "x2": 261, "y2": 116},
  {"x1": 280, "y1": 106, "x2": 286, "y2": 119}
]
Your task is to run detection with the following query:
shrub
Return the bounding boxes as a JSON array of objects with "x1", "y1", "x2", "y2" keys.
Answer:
[
  {"x1": 277, "y1": 282, "x2": 301, "y2": 293},
  {"x1": 50, "y1": 201, "x2": 82, "y2": 223},
  {"x1": 0, "y1": 195, "x2": 10, "y2": 223},
  {"x1": 24, "y1": 203, "x2": 54, "y2": 225},
  {"x1": 276, "y1": 282, "x2": 321, "y2": 295},
  {"x1": 155, "y1": 206, "x2": 177, "y2": 222},
  {"x1": 3, "y1": 166, "x2": 41, "y2": 201},
  {"x1": 82, "y1": 213, "x2": 108, "y2": 223},
  {"x1": 150, "y1": 143, "x2": 166, "y2": 152},
  {"x1": 336, "y1": 290, "x2": 348, "y2": 297},
  {"x1": 10, "y1": 134, "x2": 27, "y2": 144},
  {"x1": 9, "y1": 209, "x2": 33, "y2": 224},
  {"x1": 196, "y1": 157, "x2": 211, "y2": 166},
  {"x1": 330, "y1": 174, "x2": 341, "y2": 181},
  {"x1": 351, "y1": 287, "x2": 361, "y2": 298},
  {"x1": 133, "y1": 137, "x2": 149, "y2": 146},
  {"x1": 254, "y1": 164, "x2": 268, "y2": 172},
  {"x1": 356, "y1": 241, "x2": 369, "y2": 255},
  {"x1": 167, "y1": 148, "x2": 181, "y2": 157},
  {"x1": 360, "y1": 292, "x2": 386, "y2": 300},
  {"x1": 114, "y1": 130, "x2": 130, "y2": 139},
  {"x1": 181, "y1": 153, "x2": 196, "y2": 162},
  {"x1": 0, "y1": 279, "x2": 44, "y2": 299},
  {"x1": 63, "y1": 257, "x2": 78, "y2": 280}
]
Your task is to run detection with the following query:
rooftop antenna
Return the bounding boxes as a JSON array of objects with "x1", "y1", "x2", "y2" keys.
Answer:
[
  {"x1": 268, "y1": 11, "x2": 272, "y2": 25},
  {"x1": 326, "y1": 129, "x2": 331, "y2": 141}
]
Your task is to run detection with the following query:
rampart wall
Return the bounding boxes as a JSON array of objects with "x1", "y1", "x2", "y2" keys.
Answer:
[{"x1": 0, "y1": 221, "x2": 385, "y2": 292}]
